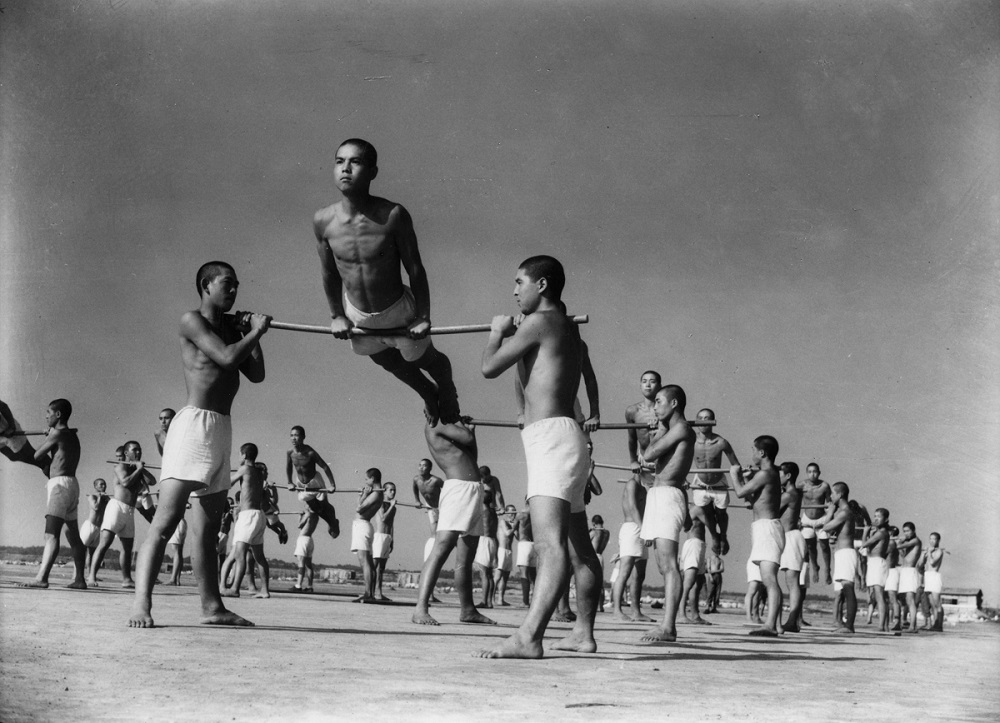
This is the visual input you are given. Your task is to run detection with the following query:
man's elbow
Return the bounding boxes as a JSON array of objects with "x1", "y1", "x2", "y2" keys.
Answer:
[{"x1": 482, "y1": 363, "x2": 502, "y2": 379}]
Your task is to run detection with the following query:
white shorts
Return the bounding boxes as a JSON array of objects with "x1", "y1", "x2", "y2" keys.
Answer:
[
  {"x1": 344, "y1": 287, "x2": 431, "y2": 362},
  {"x1": 521, "y1": 417, "x2": 590, "y2": 514},
  {"x1": 833, "y1": 548, "x2": 859, "y2": 584},
  {"x1": 680, "y1": 538, "x2": 707, "y2": 573},
  {"x1": 160, "y1": 406, "x2": 232, "y2": 497},
  {"x1": 424, "y1": 536, "x2": 435, "y2": 561},
  {"x1": 138, "y1": 486, "x2": 155, "y2": 510},
  {"x1": 436, "y1": 479, "x2": 484, "y2": 536},
  {"x1": 102, "y1": 499, "x2": 135, "y2": 538},
  {"x1": 427, "y1": 507, "x2": 440, "y2": 526},
  {"x1": 750, "y1": 518, "x2": 785, "y2": 566},
  {"x1": 79, "y1": 519, "x2": 100, "y2": 547},
  {"x1": 780, "y1": 529, "x2": 806, "y2": 572},
  {"x1": 924, "y1": 570, "x2": 943, "y2": 594},
  {"x1": 691, "y1": 485, "x2": 730, "y2": 510},
  {"x1": 295, "y1": 534, "x2": 314, "y2": 558},
  {"x1": 640, "y1": 486, "x2": 687, "y2": 543},
  {"x1": 898, "y1": 567, "x2": 919, "y2": 594},
  {"x1": 799, "y1": 563, "x2": 810, "y2": 588},
  {"x1": 46, "y1": 476, "x2": 80, "y2": 522},
  {"x1": 351, "y1": 519, "x2": 374, "y2": 553},
  {"x1": 866, "y1": 556, "x2": 888, "y2": 588},
  {"x1": 373, "y1": 532, "x2": 393, "y2": 560},
  {"x1": 884, "y1": 567, "x2": 900, "y2": 593},
  {"x1": 233, "y1": 509, "x2": 266, "y2": 546},
  {"x1": 168, "y1": 517, "x2": 188, "y2": 546},
  {"x1": 516, "y1": 540, "x2": 536, "y2": 568},
  {"x1": 296, "y1": 475, "x2": 328, "y2": 503},
  {"x1": 746, "y1": 557, "x2": 762, "y2": 583},
  {"x1": 618, "y1": 521, "x2": 647, "y2": 559},
  {"x1": 474, "y1": 537, "x2": 499, "y2": 569},
  {"x1": 497, "y1": 547, "x2": 513, "y2": 573}
]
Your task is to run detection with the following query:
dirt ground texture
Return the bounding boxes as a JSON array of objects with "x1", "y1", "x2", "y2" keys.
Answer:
[{"x1": 1, "y1": 565, "x2": 998, "y2": 723}]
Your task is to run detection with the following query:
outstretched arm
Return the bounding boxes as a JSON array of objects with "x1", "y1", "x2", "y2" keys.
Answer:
[{"x1": 394, "y1": 206, "x2": 431, "y2": 338}]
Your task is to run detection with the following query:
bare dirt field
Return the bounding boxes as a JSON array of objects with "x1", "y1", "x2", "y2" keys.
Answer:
[{"x1": 1, "y1": 564, "x2": 997, "y2": 722}]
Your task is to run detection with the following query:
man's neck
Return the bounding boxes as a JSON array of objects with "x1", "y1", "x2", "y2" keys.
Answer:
[
  {"x1": 199, "y1": 301, "x2": 224, "y2": 326},
  {"x1": 339, "y1": 190, "x2": 372, "y2": 217}
]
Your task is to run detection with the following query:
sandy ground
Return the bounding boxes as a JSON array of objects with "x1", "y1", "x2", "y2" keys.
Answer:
[{"x1": 1, "y1": 565, "x2": 998, "y2": 723}]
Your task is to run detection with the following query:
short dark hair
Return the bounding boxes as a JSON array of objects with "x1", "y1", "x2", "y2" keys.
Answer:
[
  {"x1": 124, "y1": 440, "x2": 141, "y2": 453},
  {"x1": 833, "y1": 481, "x2": 850, "y2": 498},
  {"x1": 592, "y1": 514, "x2": 604, "y2": 525},
  {"x1": 903, "y1": 521, "x2": 915, "y2": 532},
  {"x1": 697, "y1": 408, "x2": 716, "y2": 420},
  {"x1": 659, "y1": 384, "x2": 687, "y2": 413},
  {"x1": 195, "y1": 261, "x2": 235, "y2": 295},
  {"x1": 479, "y1": 465, "x2": 491, "y2": 476},
  {"x1": 383, "y1": 481, "x2": 396, "y2": 492},
  {"x1": 49, "y1": 398, "x2": 72, "y2": 423},
  {"x1": 366, "y1": 468, "x2": 382, "y2": 483},
  {"x1": 338, "y1": 138, "x2": 377, "y2": 166},
  {"x1": 641, "y1": 370, "x2": 662, "y2": 386},
  {"x1": 806, "y1": 463, "x2": 821, "y2": 473},
  {"x1": 930, "y1": 531, "x2": 940, "y2": 539},
  {"x1": 519, "y1": 255, "x2": 566, "y2": 300},
  {"x1": 876, "y1": 507, "x2": 889, "y2": 520},
  {"x1": 420, "y1": 458, "x2": 432, "y2": 466},
  {"x1": 160, "y1": 408, "x2": 176, "y2": 417},
  {"x1": 753, "y1": 435, "x2": 779, "y2": 462},
  {"x1": 240, "y1": 442, "x2": 258, "y2": 461},
  {"x1": 291, "y1": 425, "x2": 305, "y2": 437},
  {"x1": 779, "y1": 461, "x2": 799, "y2": 481},
  {"x1": 889, "y1": 526, "x2": 899, "y2": 536}
]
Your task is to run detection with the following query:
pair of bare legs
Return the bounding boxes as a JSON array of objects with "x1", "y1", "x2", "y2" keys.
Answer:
[
  {"x1": 642, "y1": 539, "x2": 682, "y2": 643},
  {"x1": 167, "y1": 542, "x2": 184, "y2": 585},
  {"x1": 295, "y1": 556, "x2": 314, "y2": 591},
  {"x1": 88, "y1": 529, "x2": 134, "y2": 588},
  {"x1": 493, "y1": 567, "x2": 511, "y2": 606},
  {"x1": 612, "y1": 556, "x2": 652, "y2": 622},
  {"x1": 475, "y1": 497, "x2": 601, "y2": 659},
  {"x1": 751, "y1": 562, "x2": 782, "y2": 637},
  {"x1": 782, "y1": 568, "x2": 804, "y2": 632},
  {"x1": 835, "y1": 581, "x2": 857, "y2": 634},
  {"x1": 20, "y1": 515, "x2": 87, "y2": 590},
  {"x1": 223, "y1": 542, "x2": 270, "y2": 598},
  {"x1": 681, "y1": 569, "x2": 709, "y2": 624},
  {"x1": 518, "y1": 564, "x2": 535, "y2": 606},
  {"x1": 374, "y1": 556, "x2": 391, "y2": 601},
  {"x1": 412, "y1": 532, "x2": 495, "y2": 626},
  {"x1": 128, "y1": 479, "x2": 251, "y2": 628},
  {"x1": 354, "y1": 549, "x2": 376, "y2": 603},
  {"x1": 476, "y1": 563, "x2": 496, "y2": 608},
  {"x1": 370, "y1": 346, "x2": 458, "y2": 424}
]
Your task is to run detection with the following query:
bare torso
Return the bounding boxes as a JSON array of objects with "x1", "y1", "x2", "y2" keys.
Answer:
[
  {"x1": 590, "y1": 527, "x2": 610, "y2": 554},
  {"x1": 829, "y1": 500, "x2": 856, "y2": 551},
  {"x1": 237, "y1": 464, "x2": 264, "y2": 511},
  {"x1": 748, "y1": 469, "x2": 781, "y2": 521},
  {"x1": 315, "y1": 198, "x2": 408, "y2": 313},
  {"x1": 515, "y1": 511, "x2": 533, "y2": 543},
  {"x1": 482, "y1": 485, "x2": 498, "y2": 538},
  {"x1": 48, "y1": 429, "x2": 80, "y2": 479},
  {"x1": 517, "y1": 311, "x2": 583, "y2": 427},
  {"x1": 375, "y1": 502, "x2": 397, "y2": 535},
  {"x1": 88, "y1": 494, "x2": 110, "y2": 525},
  {"x1": 288, "y1": 446, "x2": 320, "y2": 483},
  {"x1": 779, "y1": 485, "x2": 803, "y2": 531},
  {"x1": 625, "y1": 400, "x2": 657, "y2": 457},
  {"x1": 356, "y1": 486, "x2": 383, "y2": 522},
  {"x1": 113, "y1": 464, "x2": 147, "y2": 507},
  {"x1": 801, "y1": 480, "x2": 831, "y2": 521},
  {"x1": 867, "y1": 527, "x2": 890, "y2": 558},
  {"x1": 180, "y1": 313, "x2": 245, "y2": 414},
  {"x1": 621, "y1": 477, "x2": 648, "y2": 525},
  {"x1": 497, "y1": 517, "x2": 514, "y2": 549},
  {"x1": 692, "y1": 433, "x2": 732, "y2": 488},
  {"x1": 650, "y1": 422, "x2": 695, "y2": 488},
  {"x1": 423, "y1": 425, "x2": 479, "y2": 482},
  {"x1": 413, "y1": 473, "x2": 444, "y2": 506}
]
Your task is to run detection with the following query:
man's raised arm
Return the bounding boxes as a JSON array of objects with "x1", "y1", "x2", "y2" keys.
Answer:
[{"x1": 394, "y1": 206, "x2": 431, "y2": 338}]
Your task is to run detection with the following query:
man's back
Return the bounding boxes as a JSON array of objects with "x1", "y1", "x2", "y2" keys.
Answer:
[
  {"x1": 48, "y1": 429, "x2": 80, "y2": 478},
  {"x1": 424, "y1": 423, "x2": 479, "y2": 482}
]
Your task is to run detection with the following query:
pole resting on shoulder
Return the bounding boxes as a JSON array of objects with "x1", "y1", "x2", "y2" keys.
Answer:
[{"x1": 230, "y1": 312, "x2": 589, "y2": 337}]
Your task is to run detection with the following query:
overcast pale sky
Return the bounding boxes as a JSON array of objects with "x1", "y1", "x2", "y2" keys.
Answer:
[{"x1": 2, "y1": 1, "x2": 997, "y2": 602}]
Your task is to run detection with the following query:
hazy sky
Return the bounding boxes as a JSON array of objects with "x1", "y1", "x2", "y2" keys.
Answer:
[{"x1": 2, "y1": 1, "x2": 997, "y2": 602}]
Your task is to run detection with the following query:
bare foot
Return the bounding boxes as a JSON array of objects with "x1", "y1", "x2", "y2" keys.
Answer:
[
  {"x1": 474, "y1": 630, "x2": 543, "y2": 659},
  {"x1": 630, "y1": 612, "x2": 655, "y2": 623},
  {"x1": 412, "y1": 609, "x2": 440, "y2": 625},
  {"x1": 254, "y1": 591, "x2": 271, "y2": 599},
  {"x1": 67, "y1": 580, "x2": 88, "y2": 590},
  {"x1": 221, "y1": 589, "x2": 240, "y2": 598},
  {"x1": 640, "y1": 627, "x2": 676, "y2": 643},
  {"x1": 18, "y1": 580, "x2": 48, "y2": 589},
  {"x1": 613, "y1": 611, "x2": 633, "y2": 622},
  {"x1": 202, "y1": 610, "x2": 254, "y2": 626},
  {"x1": 749, "y1": 627, "x2": 779, "y2": 637},
  {"x1": 688, "y1": 617, "x2": 712, "y2": 625},
  {"x1": 86, "y1": 578, "x2": 99, "y2": 588},
  {"x1": 127, "y1": 611, "x2": 154, "y2": 628},
  {"x1": 550, "y1": 631, "x2": 597, "y2": 653},
  {"x1": 121, "y1": 581, "x2": 135, "y2": 589},
  {"x1": 460, "y1": 611, "x2": 497, "y2": 625}
]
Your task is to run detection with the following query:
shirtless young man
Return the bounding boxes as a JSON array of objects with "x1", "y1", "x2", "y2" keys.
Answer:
[
  {"x1": 294, "y1": 510, "x2": 318, "y2": 592},
  {"x1": 88, "y1": 440, "x2": 156, "y2": 588},
  {"x1": 473, "y1": 477, "x2": 500, "y2": 609},
  {"x1": 704, "y1": 548, "x2": 724, "y2": 614},
  {"x1": 372, "y1": 482, "x2": 397, "y2": 602},
  {"x1": 223, "y1": 443, "x2": 271, "y2": 599},
  {"x1": 412, "y1": 419, "x2": 496, "y2": 626},
  {"x1": 0, "y1": 399, "x2": 49, "y2": 473},
  {"x1": 128, "y1": 261, "x2": 270, "y2": 628},
  {"x1": 315, "y1": 138, "x2": 460, "y2": 423},
  {"x1": 412, "y1": 458, "x2": 444, "y2": 534},
  {"x1": 352, "y1": 469, "x2": 384, "y2": 603},
  {"x1": 612, "y1": 472, "x2": 653, "y2": 623},
  {"x1": 679, "y1": 505, "x2": 718, "y2": 625},
  {"x1": 860, "y1": 507, "x2": 892, "y2": 633},
  {"x1": 777, "y1": 462, "x2": 806, "y2": 632},
  {"x1": 884, "y1": 526, "x2": 902, "y2": 630},
  {"x1": 799, "y1": 463, "x2": 832, "y2": 584},
  {"x1": 79, "y1": 478, "x2": 110, "y2": 573},
  {"x1": 514, "y1": 505, "x2": 536, "y2": 606},
  {"x1": 923, "y1": 532, "x2": 944, "y2": 630},
  {"x1": 259, "y1": 463, "x2": 288, "y2": 545},
  {"x1": 286, "y1": 426, "x2": 340, "y2": 539},
  {"x1": 820, "y1": 482, "x2": 860, "y2": 634},
  {"x1": 20, "y1": 399, "x2": 87, "y2": 590},
  {"x1": 730, "y1": 436, "x2": 784, "y2": 637},
  {"x1": 637, "y1": 385, "x2": 696, "y2": 643},
  {"x1": 154, "y1": 408, "x2": 176, "y2": 456},
  {"x1": 477, "y1": 255, "x2": 602, "y2": 658},
  {"x1": 589, "y1": 515, "x2": 611, "y2": 612},
  {"x1": 494, "y1": 505, "x2": 518, "y2": 607},
  {"x1": 691, "y1": 409, "x2": 740, "y2": 555}
]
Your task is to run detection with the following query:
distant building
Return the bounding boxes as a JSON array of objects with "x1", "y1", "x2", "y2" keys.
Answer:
[{"x1": 940, "y1": 588, "x2": 982, "y2": 615}]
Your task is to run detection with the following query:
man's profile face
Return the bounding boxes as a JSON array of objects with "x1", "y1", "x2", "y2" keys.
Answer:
[
  {"x1": 513, "y1": 269, "x2": 542, "y2": 313},
  {"x1": 159, "y1": 410, "x2": 175, "y2": 431}
]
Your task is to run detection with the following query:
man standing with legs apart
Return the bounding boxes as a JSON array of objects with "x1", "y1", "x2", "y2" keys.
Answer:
[
  {"x1": 477, "y1": 255, "x2": 601, "y2": 659},
  {"x1": 315, "y1": 138, "x2": 460, "y2": 424},
  {"x1": 128, "y1": 261, "x2": 270, "y2": 628},
  {"x1": 412, "y1": 418, "x2": 496, "y2": 626},
  {"x1": 637, "y1": 385, "x2": 695, "y2": 644}
]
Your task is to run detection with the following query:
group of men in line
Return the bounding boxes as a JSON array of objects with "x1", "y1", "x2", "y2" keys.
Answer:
[{"x1": 0, "y1": 138, "x2": 949, "y2": 658}]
